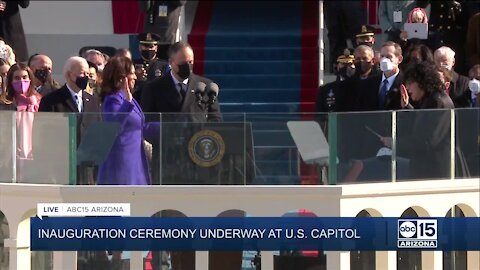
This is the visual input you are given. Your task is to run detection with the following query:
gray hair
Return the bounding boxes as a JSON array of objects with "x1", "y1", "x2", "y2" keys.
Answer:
[
  {"x1": 434, "y1": 46, "x2": 456, "y2": 60},
  {"x1": 63, "y1": 56, "x2": 88, "y2": 76},
  {"x1": 354, "y1": 45, "x2": 374, "y2": 58}
]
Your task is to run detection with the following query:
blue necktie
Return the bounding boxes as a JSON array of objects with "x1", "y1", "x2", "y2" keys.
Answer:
[
  {"x1": 378, "y1": 79, "x2": 389, "y2": 108},
  {"x1": 178, "y1": 83, "x2": 186, "y2": 100}
]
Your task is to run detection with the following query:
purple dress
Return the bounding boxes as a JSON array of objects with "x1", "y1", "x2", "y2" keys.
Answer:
[{"x1": 97, "y1": 91, "x2": 159, "y2": 185}]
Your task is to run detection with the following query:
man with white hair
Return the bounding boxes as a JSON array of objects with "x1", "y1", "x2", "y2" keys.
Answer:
[
  {"x1": 39, "y1": 57, "x2": 101, "y2": 185},
  {"x1": 39, "y1": 56, "x2": 101, "y2": 139},
  {"x1": 434, "y1": 46, "x2": 472, "y2": 107}
]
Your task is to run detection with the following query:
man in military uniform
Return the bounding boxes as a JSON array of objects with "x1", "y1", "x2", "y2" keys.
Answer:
[
  {"x1": 316, "y1": 48, "x2": 355, "y2": 114},
  {"x1": 133, "y1": 33, "x2": 169, "y2": 102},
  {"x1": 355, "y1": 25, "x2": 376, "y2": 48}
]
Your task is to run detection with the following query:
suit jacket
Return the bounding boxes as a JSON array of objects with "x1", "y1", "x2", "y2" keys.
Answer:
[
  {"x1": 358, "y1": 71, "x2": 404, "y2": 111},
  {"x1": 141, "y1": 72, "x2": 222, "y2": 123},
  {"x1": 38, "y1": 85, "x2": 101, "y2": 143},
  {"x1": 449, "y1": 71, "x2": 472, "y2": 108},
  {"x1": 97, "y1": 92, "x2": 160, "y2": 185}
]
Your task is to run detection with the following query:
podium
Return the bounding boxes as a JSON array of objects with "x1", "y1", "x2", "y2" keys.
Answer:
[{"x1": 159, "y1": 122, "x2": 255, "y2": 185}]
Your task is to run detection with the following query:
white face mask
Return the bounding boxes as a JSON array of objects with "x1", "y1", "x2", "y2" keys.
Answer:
[
  {"x1": 469, "y1": 79, "x2": 480, "y2": 95},
  {"x1": 440, "y1": 63, "x2": 452, "y2": 71},
  {"x1": 380, "y1": 57, "x2": 394, "y2": 72}
]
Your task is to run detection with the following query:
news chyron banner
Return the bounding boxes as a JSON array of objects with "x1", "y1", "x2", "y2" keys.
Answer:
[{"x1": 31, "y1": 203, "x2": 479, "y2": 251}]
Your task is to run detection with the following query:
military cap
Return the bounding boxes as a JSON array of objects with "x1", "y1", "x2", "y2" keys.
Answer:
[
  {"x1": 337, "y1": 48, "x2": 354, "y2": 64},
  {"x1": 356, "y1": 25, "x2": 376, "y2": 38},
  {"x1": 138, "y1": 33, "x2": 160, "y2": 45}
]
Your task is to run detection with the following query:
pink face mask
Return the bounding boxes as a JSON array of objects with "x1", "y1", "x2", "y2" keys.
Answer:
[{"x1": 12, "y1": 80, "x2": 31, "y2": 94}]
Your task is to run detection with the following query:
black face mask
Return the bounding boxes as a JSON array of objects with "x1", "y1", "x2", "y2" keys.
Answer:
[
  {"x1": 141, "y1": 50, "x2": 156, "y2": 60},
  {"x1": 177, "y1": 62, "x2": 193, "y2": 80},
  {"x1": 35, "y1": 69, "x2": 50, "y2": 84},
  {"x1": 75, "y1": 76, "x2": 89, "y2": 90},
  {"x1": 355, "y1": 61, "x2": 373, "y2": 75}
]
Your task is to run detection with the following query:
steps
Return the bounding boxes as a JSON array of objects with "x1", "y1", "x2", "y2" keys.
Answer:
[{"x1": 188, "y1": 1, "x2": 318, "y2": 184}]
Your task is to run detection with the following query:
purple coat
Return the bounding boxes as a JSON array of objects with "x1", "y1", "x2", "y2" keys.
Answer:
[{"x1": 97, "y1": 91, "x2": 159, "y2": 185}]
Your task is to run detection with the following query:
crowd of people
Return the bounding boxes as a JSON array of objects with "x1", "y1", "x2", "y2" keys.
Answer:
[
  {"x1": 318, "y1": 1, "x2": 480, "y2": 180},
  {"x1": 0, "y1": 33, "x2": 220, "y2": 187}
]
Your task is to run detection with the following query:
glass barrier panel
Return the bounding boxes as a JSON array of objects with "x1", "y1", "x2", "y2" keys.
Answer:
[
  {"x1": 0, "y1": 111, "x2": 14, "y2": 183},
  {"x1": 76, "y1": 112, "x2": 161, "y2": 186},
  {"x1": 333, "y1": 111, "x2": 393, "y2": 184},
  {"x1": 15, "y1": 112, "x2": 70, "y2": 184},
  {"x1": 396, "y1": 109, "x2": 452, "y2": 181},
  {"x1": 455, "y1": 108, "x2": 480, "y2": 178},
  {"x1": 244, "y1": 113, "x2": 316, "y2": 185}
]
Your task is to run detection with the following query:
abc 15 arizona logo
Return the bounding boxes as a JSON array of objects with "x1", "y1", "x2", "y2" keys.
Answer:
[{"x1": 397, "y1": 219, "x2": 438, "y2": 248}]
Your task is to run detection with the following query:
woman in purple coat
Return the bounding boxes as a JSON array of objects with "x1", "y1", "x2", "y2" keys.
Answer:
[{"x1": 97, "y1": 56, "x2": 159, "y2": 185}]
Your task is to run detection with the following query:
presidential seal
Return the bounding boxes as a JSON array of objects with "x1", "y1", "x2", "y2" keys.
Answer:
[{"x1": 188, "y1": 130, "x2": 225, "y2": 167}]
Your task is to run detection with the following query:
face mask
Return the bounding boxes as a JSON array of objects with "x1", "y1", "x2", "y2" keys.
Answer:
[
  {"x1": 440, "y1": 63, "x2": 452, "y2": 71},
  {"x1": 12, "y1": 80, "x2": 31, "y2": 94},
  {"x1": 380, "y1": 57, "x2": 394, "y2": 72},
  {"x1": 141, "y1": 50, "x2": 156, "y2": 60},
  {"x1": 34, "y1": 68, "x2": 50, "y2": 84},
  {"x1": 355, "y1": 61, "x2": 373, "y2": 75},
  {"x1": 75, "y1": 76, "x2": 89, "y2": 90},
  {"x1": 346, "y1": 66, "x2": 356, "y2": 78},
  {"x1": 88, "y1": 78, "x2": 97, "y2": 88},
  {"x1": 177, "y1": 62, "x2": 193, "y2": 80},
  {"x1": 469, "y1": 79, "x2": 480, "y2": 95}
]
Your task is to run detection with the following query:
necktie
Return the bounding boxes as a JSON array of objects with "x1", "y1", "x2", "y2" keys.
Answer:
[
  {"x1": 378, "y1": 79, "x2": 389, "y2": 108},
  {"x1": 74, "y1": 94, "x2": 81, "y2": 112},
  {"x1": 178, "y1": 83, "x2": 187, "y2": 100}
]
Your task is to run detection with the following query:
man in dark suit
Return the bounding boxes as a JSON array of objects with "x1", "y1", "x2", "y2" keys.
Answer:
[
  {"x1": 346, "y1": 42, "x2": 405, "y2": 161},
  {"x1": 142, "y1": 42, "x2": 221, "y2": 270},
  {"x1": 141, "y1": 41, "x2": 222, "y2": 123},
  {"x1": 39, "y1": 56, "x2": 101, "y2": 185},
  {"x1": 358, "y1": 41, "x2": 404, "y2": 111},
  {"x1": 434, "y1": 46, "x2": 472, "y2": 108}
]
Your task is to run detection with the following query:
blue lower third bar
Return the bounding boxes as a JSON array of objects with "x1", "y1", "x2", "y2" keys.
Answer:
[{"x1": 30, "y1": 217, "x2": 480, "y2": 251}]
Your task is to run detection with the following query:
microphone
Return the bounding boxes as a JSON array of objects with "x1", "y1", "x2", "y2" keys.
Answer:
[
  {"x1": 194, "y1": 81, "x2": 206, "y2": 104},
  {"x1": 206, "y1": 82, "x2": 219, "y2": 104}
]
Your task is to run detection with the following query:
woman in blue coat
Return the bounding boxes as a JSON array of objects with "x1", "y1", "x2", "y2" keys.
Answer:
[{"x1": 97, "y1": 56, "x2": 159, "y2": 185}]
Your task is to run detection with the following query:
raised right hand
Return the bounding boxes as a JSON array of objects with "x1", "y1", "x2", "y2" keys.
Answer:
[{"x1": 400, "y1": 84, "x2": 409, "y2": 108}]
